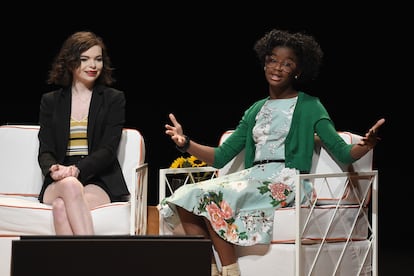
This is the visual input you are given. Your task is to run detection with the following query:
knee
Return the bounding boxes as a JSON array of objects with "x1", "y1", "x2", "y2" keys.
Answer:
[
  {"x1": 59, "y1": 176, "x2": 84, "y2": 199},
  {"x1": 52, "y1": 197, "x2": 65, "y2": 210}
]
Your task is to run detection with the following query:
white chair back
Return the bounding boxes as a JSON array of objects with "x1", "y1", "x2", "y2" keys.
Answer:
[
  {"x1": 117, "y1": 128, "x2": 146, "y2": 195},
  {"x1": 0, "y1": 125, "x2": 43, "y2": 195},
  {"x1": 0, "y1": 125, "x2": 145, "y2": 196}
]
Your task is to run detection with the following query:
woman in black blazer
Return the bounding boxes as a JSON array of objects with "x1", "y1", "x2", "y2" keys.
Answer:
[{"x1": 37, "y1": 31, "x2": 129, "y2": 235}]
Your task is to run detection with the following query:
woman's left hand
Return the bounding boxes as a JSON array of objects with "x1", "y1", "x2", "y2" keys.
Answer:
[{"x1": 359, "y1": 118, "x2": 385, "y2": 149}]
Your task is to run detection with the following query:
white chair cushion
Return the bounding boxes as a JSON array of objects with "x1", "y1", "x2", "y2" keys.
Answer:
[{"x1": 0, "y1": 195, "x2": 131, "y2": 235}]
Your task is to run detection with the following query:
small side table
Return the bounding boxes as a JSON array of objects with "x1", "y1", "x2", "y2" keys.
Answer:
[{"x1": 158, "y1": 167, "x2": 219, "y2": 234}]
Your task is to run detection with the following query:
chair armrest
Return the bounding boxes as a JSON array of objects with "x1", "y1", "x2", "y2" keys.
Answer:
[
  {"x1": 132, "y1": 163, "x2": 148, "y2": 235},
  {"x1": 294, "y1": 170, "x2": 378, "y2": 276}
]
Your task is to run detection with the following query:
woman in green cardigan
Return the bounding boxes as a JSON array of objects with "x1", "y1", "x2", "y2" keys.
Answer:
[{"x1": 160, "y1": 28, "x2": 385, "y2": 276}]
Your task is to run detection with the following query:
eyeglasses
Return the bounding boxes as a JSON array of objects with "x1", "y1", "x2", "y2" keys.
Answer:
[{"x1": 265, "y1": 56, "x2": 296, "y2": 73}]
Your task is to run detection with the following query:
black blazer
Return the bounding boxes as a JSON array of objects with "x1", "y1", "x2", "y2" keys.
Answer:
[{"x1": 37, "y1": 85, "x2": 129, "y2": 201}]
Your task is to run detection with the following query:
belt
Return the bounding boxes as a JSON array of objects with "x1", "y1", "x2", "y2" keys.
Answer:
[{"x1": 253, "y1": 159, "x2": 285, "y2": 166}]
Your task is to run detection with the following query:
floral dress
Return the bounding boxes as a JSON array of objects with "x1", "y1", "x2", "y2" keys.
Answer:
[{"x1": 159, "y1": 97, "x2": 312, "y2": 246}]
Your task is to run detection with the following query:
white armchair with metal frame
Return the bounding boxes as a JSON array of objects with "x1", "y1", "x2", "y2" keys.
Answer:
[
  {"x1": 0, "y1": 125, "x2": 148, "y2": 276},
  {"x1": 159, "y1": 130, "x2": 378, "y2": 276}
]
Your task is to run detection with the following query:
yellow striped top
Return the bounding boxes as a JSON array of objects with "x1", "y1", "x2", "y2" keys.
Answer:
[{"x1": 66, "y1": 118, "x2": 88, "y2": 156}]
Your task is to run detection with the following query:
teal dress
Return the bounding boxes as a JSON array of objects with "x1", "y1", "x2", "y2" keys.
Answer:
[{"x1": 159, "y1": 97, "x2": 312, "y2": 246}]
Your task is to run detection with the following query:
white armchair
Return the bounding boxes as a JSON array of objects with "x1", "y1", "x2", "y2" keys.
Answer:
[
  {"x1": 0, "y1": 125, "x2": 148, "y2": 275},
  {"x1": 220, "y1": 130, "x2": 377, "y2": 276}
]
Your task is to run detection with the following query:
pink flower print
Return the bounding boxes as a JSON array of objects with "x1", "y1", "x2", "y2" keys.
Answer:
[
  {"x1": 226, "y1": 223, "x2": 239, "y2": 243},
  {"x1": 220, "y1": 200, "x2": 233, "y2": 220},
  {"x1": 206, "y1": 202, "x2": 227, "y2": 230},
  {"x1": 269, "y1": 182, "x2": 292, "y2": 201}
]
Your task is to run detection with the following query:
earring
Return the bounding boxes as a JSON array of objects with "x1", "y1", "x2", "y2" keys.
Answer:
[
  {"x1": 264, "y1": 66, "x2": 266, "y2": 71},
  {"x1": 294, "y1": 75, "x2": 298, "y2": 79}
]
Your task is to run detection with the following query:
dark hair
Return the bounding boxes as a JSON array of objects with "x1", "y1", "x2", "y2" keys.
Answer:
[
  {"x1": 47, "y1": 31, "x2": 115, "y2": 86},
  {"x1": 253, "y1": 29, "x2": 323, "y2": 83}
]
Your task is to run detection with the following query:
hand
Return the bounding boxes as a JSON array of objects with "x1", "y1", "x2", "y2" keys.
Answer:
[
  {"x1": 165, "y1": 113, "x2": 187, "y2": 146},
  {"x1": 358, "y1": 118, "x2": 385, "y2": 149},
  {"x1": 49, "y1": 164, "x2": 64, "y2": 181},
  {"x1": 49, "y1": 164, "x2": 79, "y2": 181}
]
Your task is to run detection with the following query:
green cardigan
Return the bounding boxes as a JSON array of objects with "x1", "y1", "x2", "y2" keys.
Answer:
[{"x1": 213, "y1": 92, "x2": 356, "y2": 173}]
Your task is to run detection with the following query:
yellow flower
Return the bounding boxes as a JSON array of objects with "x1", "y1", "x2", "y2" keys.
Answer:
[
  {"x1": 170, "y1": 155, "x2": 207, "y2": 168},
  {"x1": 169, "y1": 155, "x2": 213, "y2": 182},
  {"x1": 170, "y1": 156, "x2": 187, "y2": 168},
  {"x1": 187, "y1": 155, "x2": 208, "y2": 167}
]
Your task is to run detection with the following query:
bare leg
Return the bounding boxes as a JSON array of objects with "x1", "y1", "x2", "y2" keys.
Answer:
[
  {"x1": 43, "y1": 177, "x2": 107, "y2": 235},
  {"x1": 176, "y1": 206, "x2": 218, "y2": 266},
  {"x1": 204, "y1": 217, "x2": 238, "y2": 266},
  {"x1": 177, "y1": 206, "x2": 239, "y2": 270},
  {"x1": 176, "y1": 206, "x2": 209, "y2": 237},
  {"x1": 51, "y1": 197, "x2": 73, "y2": 235},
  {"x1": 83, "y1": 184, "x2": 111, "y2": 208}
]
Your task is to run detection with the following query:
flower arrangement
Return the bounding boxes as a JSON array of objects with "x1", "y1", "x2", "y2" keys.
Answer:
[
  {"x1": 169, "y1": 155, "x2": 208, "y2": 168},
  {"x1": 169, "y1": 155, "x2": 213, "y2": 183}
]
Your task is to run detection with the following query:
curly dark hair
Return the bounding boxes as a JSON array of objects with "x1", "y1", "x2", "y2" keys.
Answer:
[
  {"x1": 47, "y1": 31, "x2": 115, "y2": 86},
  {"x1": 253, "y1": 29, "x2": 323, "y2": 83}
]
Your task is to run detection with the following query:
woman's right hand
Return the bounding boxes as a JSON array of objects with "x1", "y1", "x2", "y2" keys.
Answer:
[
  {"x1": 49, "y1": 164, "x2": 79, "y2": 180},
  {"x1": 165, "y1": 113, "x2": 187, "y2": 147}
]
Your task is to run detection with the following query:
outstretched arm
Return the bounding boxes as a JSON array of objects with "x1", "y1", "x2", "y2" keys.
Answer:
[
  {"x1": 351, "y1": 118, "x2": 385, "y2": 160},
  {"x1": 165, "y1": 113, "x2": 215, "y2": 165}
]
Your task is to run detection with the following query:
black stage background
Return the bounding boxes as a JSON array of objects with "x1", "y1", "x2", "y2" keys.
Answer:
[{"x1": 0, "y1": 5, "x2": 409, "y2": 275}]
